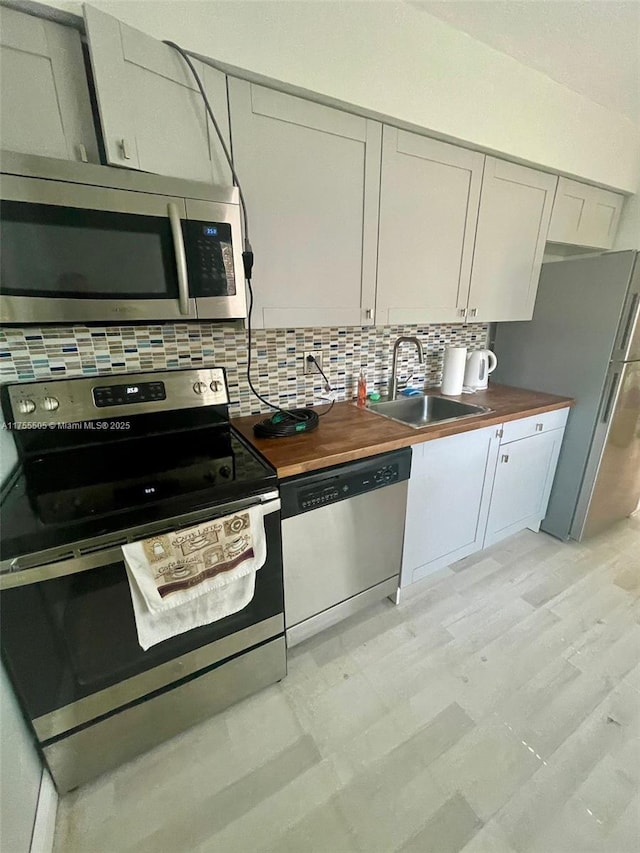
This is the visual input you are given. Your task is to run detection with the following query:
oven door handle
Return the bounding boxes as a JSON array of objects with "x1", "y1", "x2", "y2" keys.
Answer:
[
  {"x1": 0, "y1": 546, "x2": 129, "y2": 590},
  {"x1": 1, "y1": 493, "x2": 280, "y2": 589},
  {"x1": 168, "y1": 202, "x2": 190, "y2": 315}
]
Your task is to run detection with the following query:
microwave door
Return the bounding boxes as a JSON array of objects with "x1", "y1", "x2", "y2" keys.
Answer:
[{"x1": 0, "y1": 176, "x2": 197, "y2": 323}]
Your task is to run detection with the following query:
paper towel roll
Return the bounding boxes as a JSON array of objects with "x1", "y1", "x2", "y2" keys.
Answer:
[{"x1": 441, "y1": 346, "x2": 467, "y2": 396}]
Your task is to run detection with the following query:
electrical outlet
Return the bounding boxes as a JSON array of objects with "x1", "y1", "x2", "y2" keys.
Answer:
[{"x1": 303, "y1": 351, "x2": 323, "y2": 375}]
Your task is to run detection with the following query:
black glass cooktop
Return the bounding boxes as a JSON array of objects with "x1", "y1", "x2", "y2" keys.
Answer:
[{"x1": 0, "y1": 424, "x2": 276, "y2": 562}]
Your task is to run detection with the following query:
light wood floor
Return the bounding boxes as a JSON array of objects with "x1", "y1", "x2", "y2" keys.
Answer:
[{"x1": 54, "y1": 517, "x2": 640, "y2": 853}]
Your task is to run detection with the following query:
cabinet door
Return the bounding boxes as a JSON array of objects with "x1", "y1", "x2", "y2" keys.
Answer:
[
  {"x1": 484, "y1": 428, "x2": 564, "y2": 548},
  {"x1": 376, "y1": 128, "x2": 484, "y2": 325},
  {"x1": 548, "y1": 177, "x2": 625, "y2": 250},
  {"x1": 84, "y1": 5, "x2": 230, "y2": 183},
  {"x1": 467, "y1": 158, "x2": 557, "y2": 322},
  {"x1": 228, "y1": 78, "x2": 380, "y2": 328},
  {"x1": 0, "y1": 7, "x2": 98, "y2": 163},
  {"x1": 401, "y1": 425, "x2": 500, "y2": 587}
]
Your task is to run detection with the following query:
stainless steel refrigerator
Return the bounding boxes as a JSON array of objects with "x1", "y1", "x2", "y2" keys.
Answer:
[{"x1": 493, "y1": 250, "x2": 640, "y2": 541}]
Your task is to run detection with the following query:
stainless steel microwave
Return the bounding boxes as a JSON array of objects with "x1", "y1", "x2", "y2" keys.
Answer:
[{"x1": 0, "y1": 152, "x2": 246, "y2": 324}]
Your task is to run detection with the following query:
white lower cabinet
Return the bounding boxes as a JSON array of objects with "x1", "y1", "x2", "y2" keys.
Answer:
[
  {"x1": 484, "y1": 428, "x2": 565, "y2": 547},
  {"x1": 400, "y1": 425, "x2": 500, "y2": 586},
  {"x1": 400, "y1": 407, "x2": 570, "y2": 589}
]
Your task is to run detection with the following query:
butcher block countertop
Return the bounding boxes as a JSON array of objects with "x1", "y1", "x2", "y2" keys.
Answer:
[{"x1": 232, "y1": 383, "x2": 574, "y2": 479}]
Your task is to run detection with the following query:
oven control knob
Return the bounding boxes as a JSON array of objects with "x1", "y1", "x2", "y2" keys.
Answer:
[
  {"x1": 210, "y1": 380, "x2": 222, "y2": 393},
  {"x1": 42, "y1": 396, "x2": 60, "y2": 412},
  {"x1": 193, "y1": 381, "x2": 208, "y2": 394},
  {"x1": 17, "y1": 399, "x2": 36, "y2": 414}
]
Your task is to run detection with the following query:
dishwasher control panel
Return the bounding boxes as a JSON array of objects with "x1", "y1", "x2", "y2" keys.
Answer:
[
  {"x1": 299, "y1": 464, "x2": 400, "y2": 510},
  {"x1": 279, "y1": 449, "x2": 413, "y2": 520}
]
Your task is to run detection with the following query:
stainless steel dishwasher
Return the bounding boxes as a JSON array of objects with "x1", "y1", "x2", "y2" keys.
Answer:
[{"x1": 280, "y1": 448, "x2": 412, "y2": 646}]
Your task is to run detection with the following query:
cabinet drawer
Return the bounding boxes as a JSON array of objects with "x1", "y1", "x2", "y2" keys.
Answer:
[{"x1": 500, "y1": 407, "x2": 569, "y2": 444}]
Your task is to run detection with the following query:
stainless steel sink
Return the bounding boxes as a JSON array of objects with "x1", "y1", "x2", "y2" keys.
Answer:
[{"x1": 367, "y1": 394, "x2": 492, "y2": 429}]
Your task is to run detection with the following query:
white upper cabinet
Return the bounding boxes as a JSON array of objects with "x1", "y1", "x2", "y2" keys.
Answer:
[
  {"x1": 376, "y1": 128, "x2": 484, "y2": 325},
  {"x1": 228, "y1": 78, "x2": 380, "y2": 328},
  {"x1": 84, "y1": 5, "x2": 230, "y2": 184},
  {"x1": 467, "y1": 157, "x2": 558, "y2": 322},
  {"x1": 0, "y1": 7, "x2": 98, "y2": 163},
  {"x1": 547, "y1": 177, "x2": 625, "y2": 249}
]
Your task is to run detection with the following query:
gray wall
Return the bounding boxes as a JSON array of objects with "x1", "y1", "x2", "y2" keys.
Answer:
[{"x1": 0, "y1": 663, "x2": 42, "y2": 852}]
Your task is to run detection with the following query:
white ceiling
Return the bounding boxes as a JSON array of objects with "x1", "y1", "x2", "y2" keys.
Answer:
[{"x1": 409, "y1": 1, "x2": 640, "y2": 124}]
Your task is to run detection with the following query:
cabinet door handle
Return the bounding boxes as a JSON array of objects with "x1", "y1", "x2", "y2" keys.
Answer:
[
  {"x1": 457, "y1": 308, "x2": 466, "y2": 318},
  {"x1": 119, "y1": 138, "x2": 132, "y2": 161},
  {"x1": 470, "y1": 308, "x2": 478, "y2": 317},
  {"x1": 365, "y1": 308, "x2": 373, "y2": 320},
  {"x1": 501, "y1": 454, "x2": 509, "y2": 463},
  {"x1": 535, "y1": 423, "x2": 544, "y2": 432},
  {"x1": 76, "y1": 143, "x2": 88, "y2": 163}
]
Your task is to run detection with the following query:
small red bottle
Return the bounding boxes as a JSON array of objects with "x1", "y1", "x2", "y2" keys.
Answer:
[{"x1": 357, "y1": 369, "x2": 367, "y2": 407}]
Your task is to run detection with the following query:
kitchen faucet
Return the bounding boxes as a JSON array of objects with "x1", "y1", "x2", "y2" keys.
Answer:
[{"x1": 388, "y1": 336, "x2": 425, "y2": 400}]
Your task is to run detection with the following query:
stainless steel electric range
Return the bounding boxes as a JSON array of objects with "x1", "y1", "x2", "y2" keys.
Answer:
[{"x1": 0, "y1": 368, "x2": 285, "y2": 793}]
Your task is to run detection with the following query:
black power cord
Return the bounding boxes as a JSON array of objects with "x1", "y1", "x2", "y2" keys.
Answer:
[
  {"x1": 165, "y1": 41, "x2": 335, "y2": 438},
  {"x1": 253, "y1": 356, "x2": 335, "y2": 438}
]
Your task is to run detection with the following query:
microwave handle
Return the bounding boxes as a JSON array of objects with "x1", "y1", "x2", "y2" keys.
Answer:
[{"x1": 168, "y1": 203, "x2": 190, "y2": 315}]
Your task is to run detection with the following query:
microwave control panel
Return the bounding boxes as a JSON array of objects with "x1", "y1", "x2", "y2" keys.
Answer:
[{"x1": 184, "y1": 221, "x2": 236, "y2": 297}]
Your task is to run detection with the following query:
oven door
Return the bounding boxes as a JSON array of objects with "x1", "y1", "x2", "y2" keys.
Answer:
[{"x1": 0, "y1": 492, "x2": 283, "y2": 746}]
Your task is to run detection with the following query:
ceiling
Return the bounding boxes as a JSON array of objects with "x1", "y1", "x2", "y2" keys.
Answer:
[{"x1": 409, "y1": 1, "x2": 640, "y2": 124}]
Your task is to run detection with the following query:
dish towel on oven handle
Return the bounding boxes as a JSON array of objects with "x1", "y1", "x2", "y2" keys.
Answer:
[{"x1": 122, "y1": 499, "x2": 279, "y2": 650}]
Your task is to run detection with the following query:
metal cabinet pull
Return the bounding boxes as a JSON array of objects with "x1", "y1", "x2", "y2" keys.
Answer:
[
  {"x1": 470, "y1": 308, "x2": 478, "y2": 317},
  {"x1": 168, "y1": 203, "x2": 190, "y2": 315},
  {"x1": 119, "y1": 138, "x2": 132, "y2": 160},
  {"x1": 501, "y1": 454, "x2": 509, "y2": 463},
  {"x1": 76, "y1": 143, "x2": 88, "y2": 163},
  {"x1": 365, "y1": 308, "x2": 373, "y2": 320},
  {"x1": 535, "y1": 423, "x2": 544, "y2": 432},
  {"x1": 457, "y1": 308, "x2": 466, "y2": 318}
]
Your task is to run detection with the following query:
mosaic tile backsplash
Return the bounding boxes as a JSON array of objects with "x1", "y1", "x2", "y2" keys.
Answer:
[{"x1": 0, "y1": 323, "x2": 489, "y2": 417}]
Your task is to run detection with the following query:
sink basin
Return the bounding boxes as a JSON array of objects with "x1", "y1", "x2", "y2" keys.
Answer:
[{"x1": 367, "y1": 394, "x2": 492, "y2": 429}]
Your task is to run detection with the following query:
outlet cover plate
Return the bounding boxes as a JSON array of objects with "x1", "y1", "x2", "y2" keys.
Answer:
[{"x1": 303, "y1": 351, "x2": 323, "y2": 375}]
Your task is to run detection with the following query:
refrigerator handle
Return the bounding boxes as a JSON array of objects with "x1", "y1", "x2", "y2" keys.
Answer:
[
  {"x1": 619, "y1": 292, "x2": 639, "y2": 354},
  {"x1": 601, "y1": 371, "x2": 620, "y2": 424}
]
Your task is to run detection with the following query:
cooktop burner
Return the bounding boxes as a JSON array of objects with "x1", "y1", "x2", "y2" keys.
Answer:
[{"x1": 0, "y1": 369, "x2": 276, "y2": 563}]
